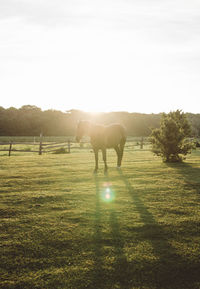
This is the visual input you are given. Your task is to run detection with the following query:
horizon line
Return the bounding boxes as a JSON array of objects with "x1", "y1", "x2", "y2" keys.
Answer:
[{"x1": 0, "y1": 105, "x2": 199, "y2": 115}]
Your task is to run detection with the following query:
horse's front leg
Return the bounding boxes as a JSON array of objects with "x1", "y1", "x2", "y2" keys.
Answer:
[
  {"x1": 94, "y1": 148, "x2": 99, "y2": 173},
  {"x1": 102, "y1": 148, "x2": 108, "y2": 172}
]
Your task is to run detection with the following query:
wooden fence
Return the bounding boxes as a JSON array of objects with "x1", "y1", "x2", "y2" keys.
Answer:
[
  {"x1": 0, "y1": 137, "x2": 150, "y2": 156},
  {"x1": 0, "y1": 140, "x2": 72, "y2": 156}
]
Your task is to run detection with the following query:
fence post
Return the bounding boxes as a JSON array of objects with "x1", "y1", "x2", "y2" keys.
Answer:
[
  {"x1": 140, "y1": 137, "x2": 144, "y2": 149},
  {"x1": 68, "y1": 140, "x2": 71, "y2": 153},
  {"x1": 39, "y1": 133, "x2": 43, "y2": 155},
  {"x1": 8, "y1": 142, "x2": 12, "y2": 156}
]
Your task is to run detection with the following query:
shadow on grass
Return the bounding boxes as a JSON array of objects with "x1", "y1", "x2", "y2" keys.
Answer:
[
  {"x1": 117, "y1": 169, "x2": 200, "y2": 289},
  {"x1": 166, "y1": 161, "x2": 200, "y2": 194},
  {"x1": 90, "y1": 174, "x2": 130, "y2": 289}
]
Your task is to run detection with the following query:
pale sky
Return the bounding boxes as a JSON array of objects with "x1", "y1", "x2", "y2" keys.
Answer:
[{"x1": 1, "y1": 0, "x2": 200, "y2": 113}]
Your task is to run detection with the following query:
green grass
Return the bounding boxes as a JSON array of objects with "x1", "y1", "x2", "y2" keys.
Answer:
[{"x1": 0, "y1": 148, "x2": 200, "y2": 289}]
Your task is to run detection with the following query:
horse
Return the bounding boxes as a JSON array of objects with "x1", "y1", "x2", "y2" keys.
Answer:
[{"x1": 76, "y1": 120, "x2": 126, "y2": 173}]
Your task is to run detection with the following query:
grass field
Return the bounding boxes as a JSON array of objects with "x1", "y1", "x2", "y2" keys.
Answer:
[{"x1": 0, "y1": 148, "x2": 200, "y2": 289}]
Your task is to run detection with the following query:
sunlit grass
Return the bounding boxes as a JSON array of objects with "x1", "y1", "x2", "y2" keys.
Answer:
[{"x1": 0, "y1": 148, "x2": 200, "y2": 288}]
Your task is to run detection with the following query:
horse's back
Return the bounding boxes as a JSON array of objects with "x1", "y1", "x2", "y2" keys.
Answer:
[{"x1": 104, "y1": 124, "x2": 126, "y2": 148}]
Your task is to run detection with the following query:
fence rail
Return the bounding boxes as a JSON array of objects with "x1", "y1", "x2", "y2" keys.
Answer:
[
  {"x1": 0, "y1": 137, "x2": 150, "y2": 156},
  {"x1": 0, "y1": 140, "x2": 71, "y2": 156}
]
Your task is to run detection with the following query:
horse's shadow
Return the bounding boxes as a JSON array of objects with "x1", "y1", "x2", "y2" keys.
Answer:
[
  {"x1": 89, "y1": 169, "x2": 200, "y2": 289},
  {"x1": 165, "y1": 161, "x2": 200, "y2": 194},
  {"x1": 92, "y1": 173, "x2": 129, "y2": 289}
]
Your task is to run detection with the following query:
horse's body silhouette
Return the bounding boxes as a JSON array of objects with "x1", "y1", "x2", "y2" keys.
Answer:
[{"x1": 76, "y1": 121, "x2": 126, "y2": 172}]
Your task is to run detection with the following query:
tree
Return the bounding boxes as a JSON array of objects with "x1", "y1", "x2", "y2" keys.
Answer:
[{"x1": 151, "y1": 110, "x2": 194, "y2": 162}]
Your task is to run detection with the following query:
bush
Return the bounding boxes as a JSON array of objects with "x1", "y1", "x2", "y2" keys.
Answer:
[
  {"x1": 24, "y1": 147, "x2": 32, "y2": 152},
  {"x1": 151, "y1": 110, "x2": 195, "y2": 162},
  {"x1": 53, "y1": 147, "x2": 67, "y2": 154},
  {"x1": 195, "y1": 141, "x2": 200, "y2": 148}
]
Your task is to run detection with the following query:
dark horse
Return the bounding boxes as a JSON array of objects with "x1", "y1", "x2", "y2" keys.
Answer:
[{"x1": 76, "y1": 121, "x2": 126, "y2": 172}]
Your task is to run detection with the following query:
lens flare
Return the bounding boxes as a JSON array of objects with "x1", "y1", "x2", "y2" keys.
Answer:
[
  {"x1": 105, "y1": 193, "x2": 110, "y2": 199},
  {"x1": 101, "y1": 183, "x2": 115, "y2": 203}
]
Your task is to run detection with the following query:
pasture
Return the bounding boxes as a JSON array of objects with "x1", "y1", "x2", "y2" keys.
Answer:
[{"x1": 0, "y1": 146, "x2": 200, "y2": 289}]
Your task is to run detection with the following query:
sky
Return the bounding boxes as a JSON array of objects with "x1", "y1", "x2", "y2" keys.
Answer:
[{"x1": 0, "y1": 0, "x2": 200, "y2": 114}]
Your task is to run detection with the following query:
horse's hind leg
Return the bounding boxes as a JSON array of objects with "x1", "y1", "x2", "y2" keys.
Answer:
[
  {"x1": 119, "y1": 140, "x2": 125, "y2": 167},
  {"x1": 114, "y1": 146, "x2": 121, "y2": 168},
  {"x1": 102, "y1": 148, "x2": 108, "y2": 172}
]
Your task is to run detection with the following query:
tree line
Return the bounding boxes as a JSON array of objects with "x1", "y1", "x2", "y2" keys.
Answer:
[{"x1": 0, "y1": 105, "x2": 200, "y2": 137}]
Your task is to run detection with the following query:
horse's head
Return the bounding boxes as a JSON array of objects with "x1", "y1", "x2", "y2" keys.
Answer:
[{"x1": 76, "y1": 120, "x2": 91, "y2": 142}]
